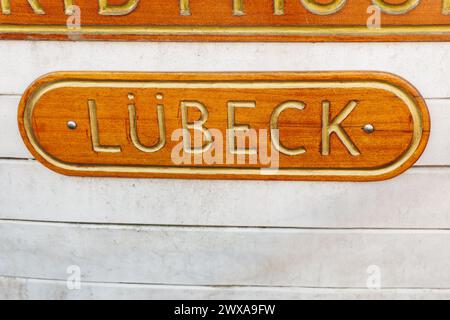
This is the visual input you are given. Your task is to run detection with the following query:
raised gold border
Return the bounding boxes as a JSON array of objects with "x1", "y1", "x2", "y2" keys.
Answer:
[
  {"x1": 23, "y1": 79, "x2": 423, "y2": 178},
  {"x1": 3, "y1": 24, "x2": 450, "y2": 37}
]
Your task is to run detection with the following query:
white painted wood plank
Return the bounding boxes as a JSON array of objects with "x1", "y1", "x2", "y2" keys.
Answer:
[
  {"x1": 416, "y1": 99, "x2": 450, "y2": 166},
  {"x1": 0, "y1": 96, "x2": 31, "y2": 159},
  {"x1": 0, "y1": 42, "x2": 449, "y2": 98},
  {"x1": 0, "y1": 95, "x2": 448, "y2": 165},
  {"x1": 1, "y1": 161, "x2": 449, "y2": 228},
  {"x1": 1, "y1": 276, "x2": 449, "y2": 300},
  {"x1": 0, "y1": 220, "x2": 449, "y2": 288}
]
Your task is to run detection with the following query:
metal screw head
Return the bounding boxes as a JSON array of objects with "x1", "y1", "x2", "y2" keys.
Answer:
[
  {"x1": 67, "y1": 121, "x2": 77, "y2": 130},
  {"x1": 363, "y1": 124, "x2": 375, "y2": 134}
]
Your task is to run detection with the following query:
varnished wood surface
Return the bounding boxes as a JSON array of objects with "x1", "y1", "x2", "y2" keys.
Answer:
[
  {"x1": 1, "y1": 1, "x2": 450, "y2": 41},
  {"x1": 18, "y1": 72, "x2": 430, "y2": 181}
]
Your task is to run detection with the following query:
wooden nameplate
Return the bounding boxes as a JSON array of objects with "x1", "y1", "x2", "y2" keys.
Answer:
[{"x1": 18, "y1": 72, "x2": 430, "y2": 181}]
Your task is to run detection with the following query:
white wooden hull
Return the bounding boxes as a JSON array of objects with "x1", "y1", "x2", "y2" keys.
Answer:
[{"x1": 1, "y1": 41, "x2": 450, "y2": 299}]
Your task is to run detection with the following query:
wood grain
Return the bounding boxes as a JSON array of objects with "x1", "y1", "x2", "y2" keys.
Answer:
[
  {"x1": 18, "y1": 72, "x2": 430, "y2": 181},
  {"x1": 1, "y1": 1, "x2": 450, "y2": 41}
]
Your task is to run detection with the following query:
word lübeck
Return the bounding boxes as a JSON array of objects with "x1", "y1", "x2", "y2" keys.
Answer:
[
  {"x1": 1, "y1": 0, "x2": 449, "y2": 16},
  {"x1": 88, "y1": 98, "x2": 362, "y2": 157}
]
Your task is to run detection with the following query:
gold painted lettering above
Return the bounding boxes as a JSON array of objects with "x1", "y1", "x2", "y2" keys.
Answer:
[{"x1": 1, "y1": 1, "x2": 450, "y2": 41}]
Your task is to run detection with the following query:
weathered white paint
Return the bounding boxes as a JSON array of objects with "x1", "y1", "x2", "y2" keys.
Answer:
[
  {"x1": 0, "y1": 96, "x2": 30, "y2": 159},
  {"x1": 0, "y1": 42, "x2": 449, "y2": 98},
  {"x1": 1, "y1": 161, "x2": 449, "y2": 228},
  {"x1": 0, "y1": 220, "x2": 449, "y2": 288},
  {"x1": 1, "y1": 276, "x2": 450, "y2": 300},
  {"x1": 416, "y1": 99, "x2": 450, "y2": 166}
]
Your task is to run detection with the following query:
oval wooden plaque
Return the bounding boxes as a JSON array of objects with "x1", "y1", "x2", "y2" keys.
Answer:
[
  {"x1": 18, "y1": 72, "x2": 430, "y2": 181},
  {"x1": 1, "y1": 1, "x2": 450, "y2": 41}
]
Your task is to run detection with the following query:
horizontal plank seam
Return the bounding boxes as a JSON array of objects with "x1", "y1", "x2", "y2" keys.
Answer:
[
  {"x1": 2, "y1": 218, "x2": 450, "y2": 232},
  {"x1": 0, "y1": 157, "x2": 34, "y2": 161},
  {"x1": 2, "y1": 275, "x2": 450, "y2": 291},
  {"x1": 0, "y1": 93, "x2": 20, "y2": 97}
]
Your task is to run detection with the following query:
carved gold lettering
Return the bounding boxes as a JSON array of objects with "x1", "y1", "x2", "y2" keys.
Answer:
[
  {"x1": 180, "y1": 0, "x2": 190, "y2": 15},
  {"x1": 0, "y1": 0, "x2": 10, "y2": 14},
  {"x1": 88, "y1": 99, "x2": 122, "y2": 153},
  {"x1": 180, "y1": 101, "x2": 213, "y2": 154},
  {"x1": 372, "y1": 0, "x2": 419, "y2": 14},
  {"x1": 128, "y1": 100, "x2": 166, "y2": 153},
  {"x1": 227, "y1": 101, "x2": 257, "y2": 155},
  {"x1": 322, "y1": 100, "x2": 360, "y2": 156},
  {"x1": 233, "y1": 0, "x2": 244, "y2": 16},
  {"x1": 1, "y1": 0, "x2": 45, "y2": 14},
  {"x1": 301, "y1": 0, "x2": 346, "y2": 15},
  {"x1": 444, "y1": 0, "x2": 450, "y2": 14},
  {"x1": 64, "y1": 0, "x2": 75, "y2": 15},
  {"x1": 234, "y1": 0, "x2": 285, "y2": 15},
  {"x1": 98, "y1": 0, "x2": 139, "y2": 16},
  {"x1": 270, "y1": 101, "x2": 306, "y2": 156},
  {"x1": 274, "y1": 0, "x2": 284, "y2": 15}
]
